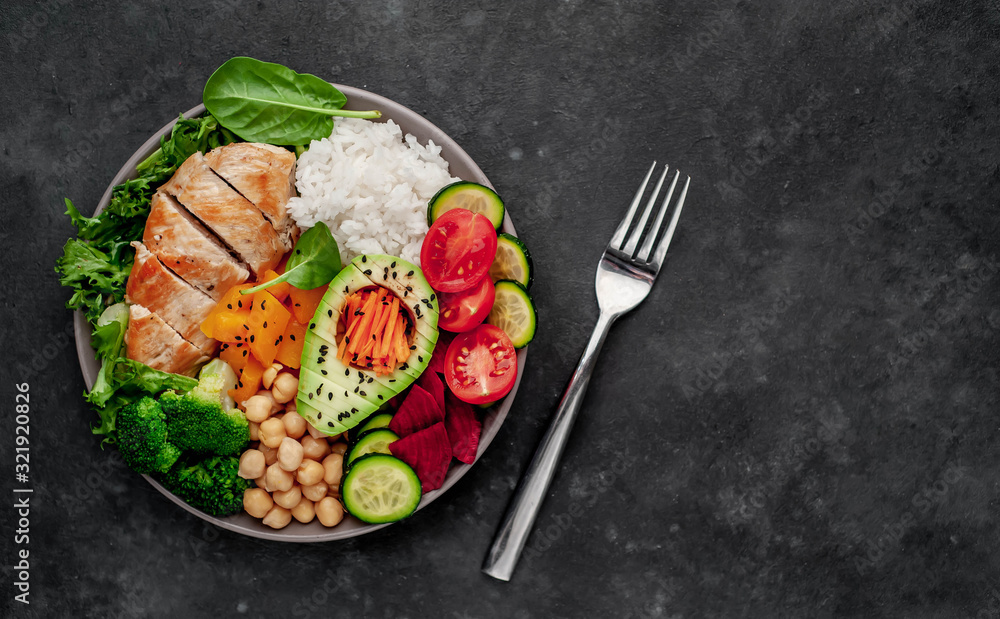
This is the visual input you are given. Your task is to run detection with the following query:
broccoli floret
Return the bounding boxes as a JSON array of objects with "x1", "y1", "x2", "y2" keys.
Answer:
[
  {"x1": 159, "y1": 360, "x2": 249, "y2": 456},
  {"x1": 157, "y1": 455, "x2": 250, "y2": 517},
  {"x1": 116, "y1": 396, "x2": 181, "y2": 474}
]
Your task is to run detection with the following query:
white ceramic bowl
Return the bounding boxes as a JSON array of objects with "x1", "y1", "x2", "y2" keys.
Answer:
[{"x1": 73, "y1": 85, "x2": 526, "y2": 542}]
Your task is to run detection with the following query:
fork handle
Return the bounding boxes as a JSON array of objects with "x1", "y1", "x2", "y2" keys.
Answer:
[{"x1": 482, "y1": 311, "x2": 617, "y2": 581}]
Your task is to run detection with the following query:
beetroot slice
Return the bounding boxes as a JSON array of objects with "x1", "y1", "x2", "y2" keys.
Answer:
[
  {"x1": 388, "y1": 384, "x2": 444, "y2": 438},
  {"x1": 444, "y1": 390, "x2": 482, "y2": 464},
  {"x1": 389, "y1": 422, "x2": 451, "y2": 492},
  {"x1": 418, "y1": 371, "x2": 446, "y2": 415}
]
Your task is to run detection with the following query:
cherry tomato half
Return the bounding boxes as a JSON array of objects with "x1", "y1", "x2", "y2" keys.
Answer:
[
  {"x1": 444, "y1": 324, "x2": 517, "y2": 404},
  {"x1": 437, "y1": 275, "x2": 496, "y2": 333},
  {"x1": 420, "y1": 208, "x2": 498, "y2": 293}
]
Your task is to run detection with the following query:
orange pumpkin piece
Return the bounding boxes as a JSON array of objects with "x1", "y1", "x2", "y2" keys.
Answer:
[
  {"x1": 247, "y1": 291, "x2": 291, "y2": 367},
  {"x1": 274, "y1": 319, "x2": 308, "y2": 369},
  {"x1": 201, "y1": 284, "x2": 254, "y2": 338},
  {"x1": 219, "y1": 341, "x2": 249, "y2": 372},
  {"x1": 288, "y1": 284, "x2": 329, "y2": 325},
  {"x1": 211, "y1": 309, "x2": 252, "y2": 343},
  {"x1": 229, "y1": 355, "x2": 265, "y2": 405},
  {"x1": 261, "y1": 270, "x2": 290, "y2": 302}
]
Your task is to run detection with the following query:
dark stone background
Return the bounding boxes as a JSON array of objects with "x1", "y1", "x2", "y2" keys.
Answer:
[{"x1": 1, "y1": 0, "x2": 998, "y2": 617}]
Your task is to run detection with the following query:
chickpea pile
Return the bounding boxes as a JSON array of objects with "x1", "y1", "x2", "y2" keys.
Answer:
[{"x1": 237, "y1": 364, "x2": 347, "y2": 530}]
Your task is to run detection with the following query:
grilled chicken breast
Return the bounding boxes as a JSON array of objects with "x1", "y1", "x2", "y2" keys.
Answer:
[
  {"x1": 143, "y1": 191, "x2": 250, "y2": 300},
  {"x1": 204, "y1": 142, "x2": 298, "y2": 247},
  {"x1": 126, "y1": 304, "x2": 209, "y2": 376},
  {"x1": 125, "y1": 242, "x2": 217, "y2": 354},
  {"x1": 161, "y1": 152, "x2": 285, "y2": 275}
]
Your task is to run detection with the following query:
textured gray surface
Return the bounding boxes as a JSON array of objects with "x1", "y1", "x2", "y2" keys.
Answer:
[{"x1": 1, "y1": 0, "x2": 999, "y2": 617}]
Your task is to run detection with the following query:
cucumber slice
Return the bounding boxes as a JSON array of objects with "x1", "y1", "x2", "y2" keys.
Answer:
[
  {"x1": 341, "y1": 454, "x2": 422, "y2": 524},
  {"x1": 487, "y1": 280, "x2": 537, "y2": 348},
  {"x1": 355, "y1": 412, "x2": 394, "y2": 436},
  {"x1": 489, "y1": 233, "x2": 533, "y2": 289},
  {"x1": 345, "y1": 428, "x2": 400, "y2": 468},
  {"x1": 428, "y1": 181, "x2": 505, "y2": 230}
]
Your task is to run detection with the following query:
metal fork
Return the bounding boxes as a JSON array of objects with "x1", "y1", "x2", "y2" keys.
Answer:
[{"x1": 482, "y1": 162, "x2": 690, "y2": 581}]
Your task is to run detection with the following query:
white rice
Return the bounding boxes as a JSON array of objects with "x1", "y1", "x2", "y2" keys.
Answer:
[{"x1": 287, "y1": 118, "x2": 459, "y2": 266}]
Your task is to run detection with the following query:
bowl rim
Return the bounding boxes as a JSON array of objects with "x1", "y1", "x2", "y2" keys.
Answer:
[{"x1": 72, "y1": 84, "x2": 526, "y2": 542}]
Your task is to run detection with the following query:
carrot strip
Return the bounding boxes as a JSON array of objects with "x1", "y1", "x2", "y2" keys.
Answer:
[
  {"x1": 347, "y1": 292, "x2": 379, "y2": 356},
  {"x1": 380, "y1": 296, "x2": 400, "y2": 358},
  {"x1": 372, "y1": 288, "x2": 394, "y2": 337},
  {"x1": 394, "y1": 315, "x2": 409, "y2": 362}
]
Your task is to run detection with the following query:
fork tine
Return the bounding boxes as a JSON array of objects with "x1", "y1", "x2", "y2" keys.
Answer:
[
  {"x1": 622, "y1": 165, "x2": 669, "y2": 257},
  {"x1": 649, "y1": 174, "x2": 690, "y2": 270},
  {"x1": 636, "y1": 169, "x2": 680, "y2": 262},
  {"x1": 609, "y1": 161, "x2": 656, "y2": 249}
]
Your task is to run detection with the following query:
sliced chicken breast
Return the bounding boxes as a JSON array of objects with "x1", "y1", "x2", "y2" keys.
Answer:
[
  {"x1": 125, "y1": 242, "x2": 217, "y2": 354},
  {"x1": 161, "y1": 152, "x2": 285, "y2": 275},
  {"x1": 125, "y1": 304, "x2": 209, "y2": 377},
  {"x1": 144, "y1": 191, "x2": 250, "y2": 300},
  {"x1": 204, "y1": 142, "x2": 298, "y2": 246}
]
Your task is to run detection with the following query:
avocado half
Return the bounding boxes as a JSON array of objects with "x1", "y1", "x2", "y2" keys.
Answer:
[{"x1": 296, "y1": 254, "x2": 439, "y2": 436}]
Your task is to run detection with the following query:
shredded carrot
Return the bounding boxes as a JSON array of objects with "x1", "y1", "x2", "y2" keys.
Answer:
[
  {"x1": 394, "y1": 314, "x2": 409, "y2": 362},
  {"x1": 379, "y1": 296, "x2": 400, "y2": 359},
  {"x1": 347, "y1": 292, "x2": 379, "y2": 357}
]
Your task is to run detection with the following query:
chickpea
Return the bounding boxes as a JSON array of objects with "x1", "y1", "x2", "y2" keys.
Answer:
[
  {"x1": 248, "y1": 421, "x2": 260, "y2": 441},
  {"x1": 243, "y1": 488, "x2": 273, "y2": 518},
  {"x1": 296, "y1": 460, "x2": 325, "y2": 486},
  {"x1": 306, "y1": 422, "x2": 327, "y2": 440},
  {"x1": 259, "y1": 443, "x2": 278, "y2": 466},
  {"x1": 283, "y1": 409, "x2": 307, "y2": 439},
  {"x1": 292, "y1": 498, "x2": 315, "y2": 524},
  {"x1": 271, "y1": 372, "x2": 299, "y2": 404},
  {"x1": 262, "y1": 505, "x2": 292, "y2": 529},
  {"x1": 238, "y1": 449, "x2": 266, "y2": 480},
  {"x1": 259, "y1": 417, "x2": 286, "y2": 449},
  {"x1": 266, "y1": 462, "x2": 294, "y2": 493},
  {"x1": 273, "y1": 485, "x2": 302, "y2": 510},
  {"x1": 315, "y1": 497, "x2": 345, "y2": 527},
  {"x1": 262, "y1": 362, "x2": 282, "y2": 390},
  {"x1": 330, "y1": 442, "x2": 349, "y2": 456},
  {"x1": 301, "y1": 435, "x2": 331, "y2": 461},
  {"x1": 322, "y1": 453, "x2": 344, "y2": 487},
  {"x1": 243, "y1": 395, "x2": 272, "y2": 423},
  {"x1": 255, "y1": 475, "x2": 271, "y2": 492},
  {"x1": 277, "y1": 437, "x2": 304, "y2": 472},
  {"x1": 256, "y1": 390, "x2": 283, "y2": 415},
  {"x1": 301, "y1": 481, "x2": 329, "y2": 502}
]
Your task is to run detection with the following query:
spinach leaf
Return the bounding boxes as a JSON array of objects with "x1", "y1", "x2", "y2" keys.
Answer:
[
  {"x1": 243, "y1": 222, "x2": 342, "y2": 294},
  {"x1": 204, "y1": 57, "x2": 381, "y2": 145}
]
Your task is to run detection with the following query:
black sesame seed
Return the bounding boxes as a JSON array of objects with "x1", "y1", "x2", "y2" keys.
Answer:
[
  {"x1": 227, "y1": 303, "x2": 233, "y2": 310},
  {"x1": 310, "y1": 323, "x2": 316, "y2": 329},
  {"x1": 328, "y1": 309, "x2": 333, "y2": 318},
  {"x1": 238, "y1": 300, "x2": 243, "y2": 308},
  {"x1": 389, "y1": 379, "x2": 396, "y2": 383},
  {"x1": 354, "y1": 387, "x2": 359, "y2": 393},
  {"x1": 235, "y1": 335, "x2": 242, "y2": 341},
  {"x1": 290, "y1": 334, "x2": 296, "y2": 341},
  {"x1": 242, "y1": 350, "x2": 248, "y2": 357},
  {"x1": 377, "y1": 394, "x2": 384, "y2": 400},
  {"x1": 249, "y1": 335, "x2": 255, "y2": 343},
  {"x1": 361, "y1": 256, "x2": 367, "y2": 262},
  {"x1": 318, "y1": 357, "x2": 325, "y2": 363},
  {"x1": 392, "y1": 272, "x2": 397, "y2": 279},
  {"x1": 418, "y1": 356, "x2": 424, "y2": 363},
  {"x1": 360, "y1": 391, "x2": 366, "y2": 397},
  {"x1": 364, "y1": 269, "x2": 372, "y2": 275},
  {"x1": 328, "y1": 392, "x2": 333, "y2": 400},
  {"x1": 321, "y1": 369, "x2": 328, "y2": 375},
  {"x1": 407, "y1": 270, "x2": 414, "y2": 276},
  {"x1": 430, "y1": 293, "x2": 435, "y2": 301},
  {"x1": 317, "y1": 412, "x2": 323, "y2": 419},
  {"x1": 345, "y1": 369, "x2": 350, "y2": 376},
  {"x1": 308, "y1": 393, "x2": 314, "y2": 399},
  {"x1": 327, "y1": 421, "x2": 335, "y2": 427},
  {"x1": 409, "y1": 345, "x2": 416, "y2": 350},
  {"x1": 367, "y1": 377, "x2": 373, "y2": 384},
  {"x1": 263, "y1": 320, "x2": 268, "y2": 329}
]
